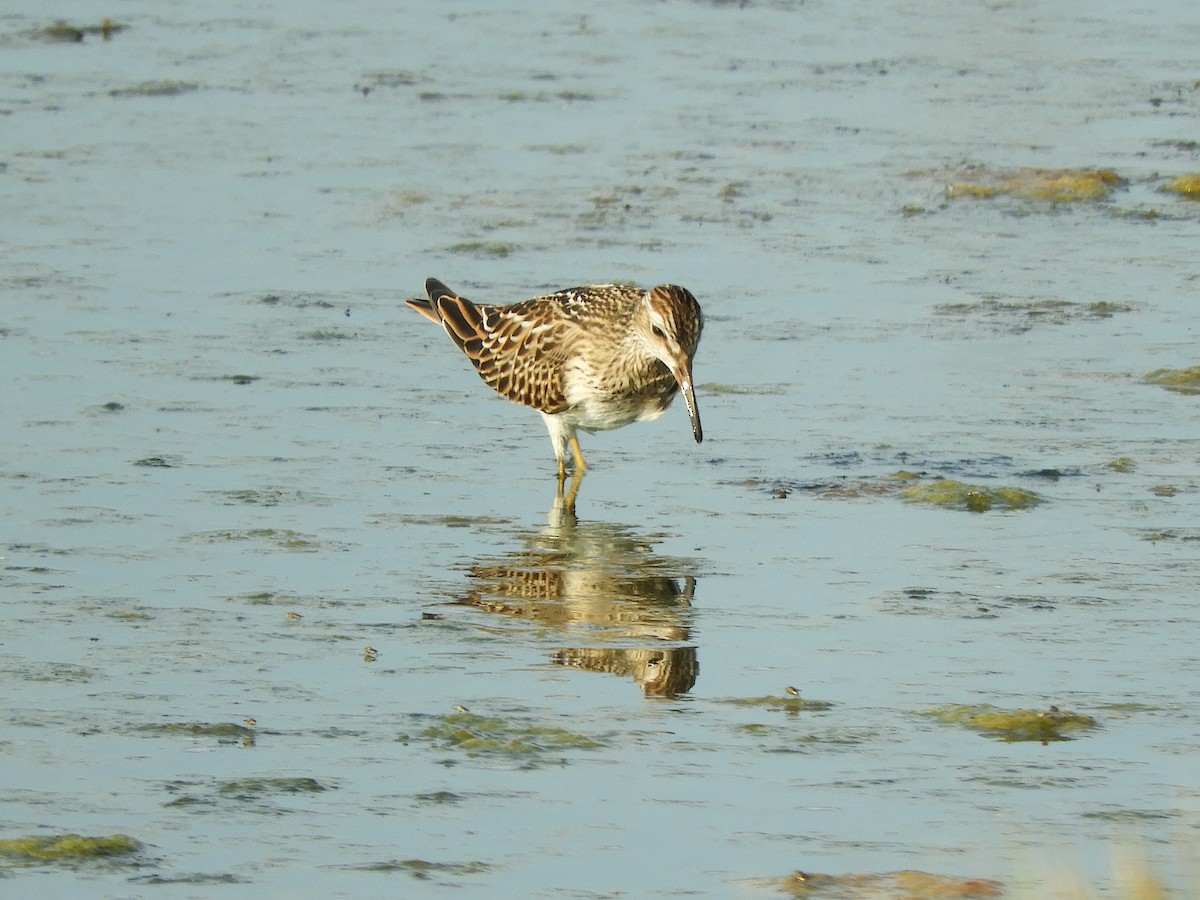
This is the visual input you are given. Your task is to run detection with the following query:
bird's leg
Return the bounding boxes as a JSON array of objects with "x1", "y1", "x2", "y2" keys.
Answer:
[
  {"x1": 563, "y1": 468, "x2": 584, "y2": 515},
  {"x1": 543, "y1": 414, "x2": 572, "y2": 493},
  {"x1": 568, "y1": 435, "x2": 588, "y2": 477}
]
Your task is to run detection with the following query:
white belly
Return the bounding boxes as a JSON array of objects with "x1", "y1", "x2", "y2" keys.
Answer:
[{"x1": 559, "y1": 392, "x2": 672, "y2": 433}]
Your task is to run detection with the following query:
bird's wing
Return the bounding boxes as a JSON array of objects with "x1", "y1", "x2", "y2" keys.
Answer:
[{"x1": 419, "y1": 281, "x2": 574, "y2": 415}]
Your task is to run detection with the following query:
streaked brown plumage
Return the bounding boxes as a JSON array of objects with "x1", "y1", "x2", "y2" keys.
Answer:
[{"x1": 406, "y1": 278, "x2": 704, "y2": 494}]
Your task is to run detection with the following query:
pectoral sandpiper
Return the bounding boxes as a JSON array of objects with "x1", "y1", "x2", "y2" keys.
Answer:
[{"x1": 407, "y1": 278, "x2": 703, "y2": 503}]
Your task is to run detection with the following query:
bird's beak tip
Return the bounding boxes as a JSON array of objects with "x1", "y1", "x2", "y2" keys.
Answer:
[{"x1": 674, "y1": 360, "x2": 703, "y2": 446}]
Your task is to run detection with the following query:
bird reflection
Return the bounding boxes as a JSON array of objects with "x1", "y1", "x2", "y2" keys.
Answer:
[
  {"x1": 457, "y1": 502, "x2": 699, "y2": 697},
  {"x1": 551, "y1": 646, "x2": 698, "y2": 698}
]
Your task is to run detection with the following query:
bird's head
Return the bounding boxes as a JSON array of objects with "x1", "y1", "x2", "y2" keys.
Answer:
[{"x1": 636, "y1": 285, "x2": 704, "y2": 443}]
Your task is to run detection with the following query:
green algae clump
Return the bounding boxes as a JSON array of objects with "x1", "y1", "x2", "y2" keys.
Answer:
[
  {"x1": 0, "y1": 833, "x2": 142, "y2": 861},
  {"x1": 138, "y1": 721, "x2": 256, "y2": 740},
  {"x1": 934, "y1": 298, "x2": 1134, "y2": 327},
  {"x1": 1161, "y1": 173, "x2": 1200, "y2": 198},
  {"x1": 447, "y1": 241, "x2": 512, "y2": 258},
  {"x1": 411, "y1": 712, "x2": 602, "y2": 757},
  {"x1": 1014, "y1": 169, "x2": 1119, "y2": 201},
  {"x1": 900, "y1": 479, "x2": 1041, "y2": 512},
  {"x1": 945, "y1": 168, "x2": 1120, "y2": 203},
  {"x1": 921, "y1": 703, "x2": 1097, "y2": 742},
  {"x1": 1144, "y1": 365, "x2": 1200, "y2": 395},
  {"x1": 218, "y1": 777, "x2": 327, "y2": 797},
  {"x1": 944, "y1": 181, "x2": 1000, "y2": 199},
  {"x1": 191, "y1": 528, "x2": 324, "y2": 550},
  {"x1": 109, "y1": 80, "x2": 199, "y2": 97}
]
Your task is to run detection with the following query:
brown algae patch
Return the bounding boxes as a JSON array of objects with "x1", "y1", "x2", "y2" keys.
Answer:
[
  {"x1": 133, "y1": 455, "x2": 182, "y2": 468},
  {"x1": 32, "y1": 20, "x2": 124, "y2": 42},
  {"x1": 1161, "y1": 173, "x2": 1200, "y2": 198},
  {"x1": 779, "y1": 868, "x2": 1003, "y2": 898},
  {"x1": 354, "y1": 70, "x2": 423, "y2": 92},
  {"x1": 899, "y1": 479, "x2": 1041, "y2": 512},
  {"x1": 109, "y1": 80, "x2": 200, "y2": 97},
  {"x1": 405, "y1": 711, "x2": 603, "y2": 758},
  {"x1": 760, "y1": 471, "x2": 1041, "y2": 510},
  {"x1": 921, "y1": 704, "x2": 1097, "y2": 742},
  {"x1": 735, "y1": 725, "x2": 869, "y2": 751},
  {"x1": 208, "y1": 489, "x2": 322, "y2": 507},
  {"x1": 138, "y1": 721, "x2": 257, "y2": 742},
  {"x1": 21, "y1": 662, "x2": 95, "y2": 683},
  {"x1": 233, "y1": 590, "x2": 308, "y2": 606},
  {"x1": 943, "y1": 167, "x2": 1121, "y2": 202},
  {"x1": 163, "y1": 777, "x2": 328, "y2": 809},
  {"x1": 0, "y1": 833, "x2": 142, "y2": 862},
  {"x1": 109, "y1": 608, "x2": 152, "y2": 620},
  {"x1": 347, "y1": 858, "x2": 493, "y2": 878},
  {"x1": 1143, "y1": 365, "x2": 1200, "y2": 395},
  {"x1": 371, "y1": 513, "x2": 511, "y2": 528},
  {"x1": 722, "y1": 694, "x2": 834, "y2": 714},
  {"x1": 933, "y1": 298, "x2": 1135, "y2": 330},
  {"x1": 446, "y1": 241, "x2": 513, "y2": 258},
  {"x1": 218, "y1": 777, "x2": 328, "y2": 798},
  {"x1": 188, "y1": 529, "x2": 330, "y2": 551},
  {"x1": 700, "y1": 382, "x2": 789, "y2": 395},
  {"x1": 1140, "y1": 528, "x2": 1200, "y2": 543}
]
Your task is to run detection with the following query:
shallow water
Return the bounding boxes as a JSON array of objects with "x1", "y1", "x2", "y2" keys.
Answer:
[{"x1": 3, "y1": 0, "x2": 1200, "y2": 896}]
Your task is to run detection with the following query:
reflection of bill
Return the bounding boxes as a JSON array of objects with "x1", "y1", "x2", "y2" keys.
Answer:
[
  {"x1": 551, "y1": 646, "x2": 698, "y2": 698},
  {"x1": 457, "y1": 514, "x2": 699, "y2": 696}
]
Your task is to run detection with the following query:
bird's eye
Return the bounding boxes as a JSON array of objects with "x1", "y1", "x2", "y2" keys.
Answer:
[{"x1": 651, "y1": 325, "x2": 666, "y2": 338}]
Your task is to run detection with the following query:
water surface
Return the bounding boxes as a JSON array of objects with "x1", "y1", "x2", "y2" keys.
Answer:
[{"x1": 2, "y1": 0, "x2": 1199, "y2": 895}]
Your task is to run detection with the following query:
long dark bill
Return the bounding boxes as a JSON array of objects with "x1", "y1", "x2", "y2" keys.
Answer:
[{"x1": 674, "y1": 361, "x2": 703, "y2": 444}]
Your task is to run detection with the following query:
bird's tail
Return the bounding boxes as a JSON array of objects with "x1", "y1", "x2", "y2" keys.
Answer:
[{"x1": 404, "y1": 277, "x2": 461, "y2": 324}]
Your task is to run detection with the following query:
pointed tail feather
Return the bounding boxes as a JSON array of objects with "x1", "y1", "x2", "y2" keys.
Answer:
[
  {"x1": 404, "y1": 297, "x2": 442, "y2": 324},
  {"x1": 406, "y1": 278, "x2": 463, "y2": 324},
  {"x1": 425, "y1": 277, "x2": 459, "y2": 303},
  {"x1": 434, "y1": 294, "x2": 486, "y2": 360}
]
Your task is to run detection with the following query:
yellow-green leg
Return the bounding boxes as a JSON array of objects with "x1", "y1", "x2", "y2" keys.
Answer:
[
  {"x1": 562, "y1": 469, "x2": 584, "y2": 515},
  {"x1": 551, "y1": 436, "x2": 586, "y2": 514},
  {"x1": 568, "y1": 435, "x2": 588, "y2": 477}
]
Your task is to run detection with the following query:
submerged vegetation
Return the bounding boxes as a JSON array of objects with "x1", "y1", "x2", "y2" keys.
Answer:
[
  {"x1": 217, "y1": 777, "x2": 327, "y2": 798},
  {"x1": 446, "y1": 241, "x2": 513, "y2": 257},
  {"x1": 344, "y1": 858, "x2": 493, "y2": 879},
  {"x1": 1160, "y1": 173, "x2": 1200, "y2": 198},
  {"x1": 899, "y1": 479, "x2": 1042, "y2": 512},
  {"x1": 32, "y1": 19, "x2": 124, "y2": 42},
  {"x1": 943, "y1": 167, "x2": 1121, "y2": 202},
  {"x1": 920, "y1": 704, "x2": 1097, "y2": 743},
  {"x1": 780, "y1": 868, "x2": 1003, "y2": 898},
  {"x1": 137, "y1": 721, "x2": 257, "y2": 741},
  {"x1": 0, "y1": 833, "x2": 142, "y2": 862},
  {"x1": 756, "y1": 465, "x2": 1045, "y2": 512},
  {"x1": 188, "y1": 528, "x2": 327, "y2": 550},
  {"x1": 109, "y1": 80, "x2": 199, "y2": 97},
  {"x1": 404, "y1": 711, "x2": 604, "y2": 759},
  {"x1": 722, "y1": 693, "x2": 834, "y2": 713},
  {"x1": 932, "y1": 298, "x2": 1135, "y2": 331},
  {"x1": 1143, "y1": 365, "x2": 1200, "y2": 395}
]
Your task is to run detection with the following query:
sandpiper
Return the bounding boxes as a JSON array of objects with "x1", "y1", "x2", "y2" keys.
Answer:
[{"x1": 407, "y1": 278, "x2": 703, "y2": 501}]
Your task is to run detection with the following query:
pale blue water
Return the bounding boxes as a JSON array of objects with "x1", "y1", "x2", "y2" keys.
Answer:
[{"x1": 2, "y1": 0, "x2": 1199, "y2": 895}]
